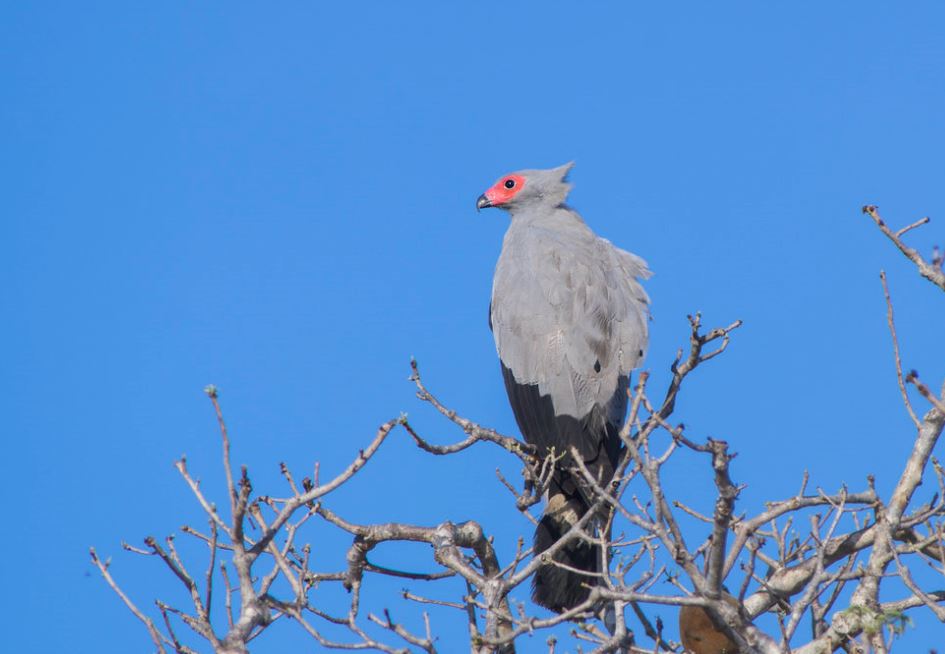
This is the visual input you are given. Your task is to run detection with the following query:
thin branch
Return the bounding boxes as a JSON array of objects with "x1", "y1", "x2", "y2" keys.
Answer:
[
  {"x1": 89, "y1": 548, "x2": 169, "y2": 654},
  {"x1": 204, "y1": 385, "x2": 238, "y2": 525},
  {"x1": 408, "y1": 359, "x2": 535, "y2": 463},
  {"x1": 863, "y1": 205, "x2": 945, "y2": 292},
  {"x1": 249, "y1": 419, "x2": 400, "y2": 558},
  {"x1": 880, "y1": 271, "x2": 921, "y2": 429}
]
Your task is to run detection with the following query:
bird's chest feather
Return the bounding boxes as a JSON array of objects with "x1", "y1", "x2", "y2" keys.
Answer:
[{"x1": 492, "y1": 226, "x2": 600, "y2": 332}]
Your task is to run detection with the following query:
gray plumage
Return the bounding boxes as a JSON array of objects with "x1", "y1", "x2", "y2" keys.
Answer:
[{"x1": 478, "y1": 162, "x2": 651, "y2": 612}]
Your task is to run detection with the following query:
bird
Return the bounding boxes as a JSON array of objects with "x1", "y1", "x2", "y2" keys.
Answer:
[{"x1": 478, "y1": 162, "x2": 651, "y2": 613}]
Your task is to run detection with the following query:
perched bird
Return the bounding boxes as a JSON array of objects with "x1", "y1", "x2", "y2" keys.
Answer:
[{"x1": 478, "y1": 163, "x2": 651, "y2": 612}]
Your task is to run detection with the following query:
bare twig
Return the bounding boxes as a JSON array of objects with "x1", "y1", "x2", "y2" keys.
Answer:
[
  {"x1": 90, "y1": 548, "x2": 170, "y2": 653},
  {"x1": 880, "y1": 271, "x2": 921, "y2": 429},
  {"x1": 863, "y1": 205, "x2": 945, "y2": 292}
]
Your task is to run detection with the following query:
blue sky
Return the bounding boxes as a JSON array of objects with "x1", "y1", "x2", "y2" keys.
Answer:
[{"x1": 3, "y1": 3, "x2": 944, "y2": 652}]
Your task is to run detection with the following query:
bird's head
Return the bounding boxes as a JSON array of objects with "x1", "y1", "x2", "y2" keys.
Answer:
[{"x1": 476, "y1": 162, "x2": 575, "y2": 213}]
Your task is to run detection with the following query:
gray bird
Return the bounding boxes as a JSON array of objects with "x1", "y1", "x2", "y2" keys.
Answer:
[{"x1": 478, "y1": 163, "x2": 651, "y2": 613}]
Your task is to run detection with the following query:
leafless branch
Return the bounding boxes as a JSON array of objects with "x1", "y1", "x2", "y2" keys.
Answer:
[
  {"x1": 90, "y1": 547, "x2": 170, "y2": 653},
  {"x1": 863, "y1": 205, "x2": 945, "y2": 292},
  {"x1": 880, "y1": 271, "x2": 921, "y2": 429}
]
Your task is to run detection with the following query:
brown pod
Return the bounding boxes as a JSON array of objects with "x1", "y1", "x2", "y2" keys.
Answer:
[{"x1": 679, "y1": 596, "x2": 740, "y2": 654}]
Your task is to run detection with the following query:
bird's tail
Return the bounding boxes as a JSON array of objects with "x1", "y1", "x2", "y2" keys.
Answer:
[{"x1": 531, "y1": 474, "x2": 601, "y2": 613}]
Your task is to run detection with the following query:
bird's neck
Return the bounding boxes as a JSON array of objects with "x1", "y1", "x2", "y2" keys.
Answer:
[{"x1": 508, "y1": 205, "x2": 587, "y2": 231}]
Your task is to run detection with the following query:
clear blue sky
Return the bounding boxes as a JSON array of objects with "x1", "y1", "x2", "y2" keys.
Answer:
[{"x1": 3, "y1": 3, "x2": 944, "y2": 652}]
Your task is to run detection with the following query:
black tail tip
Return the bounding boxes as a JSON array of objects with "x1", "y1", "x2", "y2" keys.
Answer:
[{"x1": 532, "y1": 513, "x2": 600, "y2": 613}]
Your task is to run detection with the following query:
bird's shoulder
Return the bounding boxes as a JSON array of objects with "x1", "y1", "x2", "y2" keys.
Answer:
[{"x1": 495, "y1": 217, "x2": 648, "y2": 309}]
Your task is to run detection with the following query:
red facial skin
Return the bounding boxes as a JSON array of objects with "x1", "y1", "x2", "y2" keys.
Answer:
[{"x1": 484, "y1": 174, "x2": 526, "y2": 207}]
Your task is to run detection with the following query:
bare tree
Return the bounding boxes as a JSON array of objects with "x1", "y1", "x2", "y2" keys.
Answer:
[{"x1": 92, "y1": 206, "x2": 945, "y2": 653}]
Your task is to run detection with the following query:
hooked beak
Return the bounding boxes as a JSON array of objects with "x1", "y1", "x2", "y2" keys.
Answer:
[{"x1": 476, "y1": 194, "x2": 493, "y2": 212}]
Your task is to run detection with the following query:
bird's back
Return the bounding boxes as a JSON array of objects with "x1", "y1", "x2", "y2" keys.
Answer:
[{"x1": 491, "y1": 207, "x2": 650, "y2": 430}]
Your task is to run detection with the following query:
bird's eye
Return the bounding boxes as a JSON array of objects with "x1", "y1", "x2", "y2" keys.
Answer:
[{"x1": 504, "y1": 179, "x2": 516, "y2": 189}]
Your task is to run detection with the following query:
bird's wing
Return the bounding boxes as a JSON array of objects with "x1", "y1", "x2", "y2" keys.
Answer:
[{"x1": 492, "y1": 228, "x2": 650, "y2": 424}]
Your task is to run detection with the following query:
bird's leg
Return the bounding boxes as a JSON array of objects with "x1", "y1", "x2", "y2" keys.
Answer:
[{"x1": 599, "y1": 601, "x2": 617, "y2": 634}]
